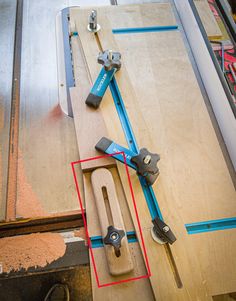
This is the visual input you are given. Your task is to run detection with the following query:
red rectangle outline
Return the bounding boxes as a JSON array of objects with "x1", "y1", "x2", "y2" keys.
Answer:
[{"x1": 71, "y1": 151, "x2": 151, "y2": 287}]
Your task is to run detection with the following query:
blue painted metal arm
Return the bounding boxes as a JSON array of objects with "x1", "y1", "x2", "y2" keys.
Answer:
[
  {"x1": 91, "y1": 67, "x2": 116, "y2": 97},
  {"x1": 112, "y1": 25, "x2": 178, "y2": 34},
  {"x1": 106, "y1": 141, "x2": 137, "y2": 170},
  {"x1": 86, "y1": 67, "x2": 116, "y2": 108},
  {"x1": 185, "y1": 217, "x2": 236, "y2": 234}
]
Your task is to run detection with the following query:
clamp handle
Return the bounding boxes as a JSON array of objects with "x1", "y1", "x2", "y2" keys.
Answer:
[
  {"x1": 104, "y1": 225, "x2": 125, "y2": 257},
  {"x1": 85, "y1": 51, "x2": 121, "y2": 109}
]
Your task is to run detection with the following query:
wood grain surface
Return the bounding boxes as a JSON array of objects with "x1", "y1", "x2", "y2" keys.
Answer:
[
  {"x1": 70, "y1": 31, "x2": 154, "y2": 300},
  {"x1": 91, "y1": 167, "x2": 134, "y2": 276},
  {"x1": 71, "y1": 3, "x2": 236, "y2": 300}
]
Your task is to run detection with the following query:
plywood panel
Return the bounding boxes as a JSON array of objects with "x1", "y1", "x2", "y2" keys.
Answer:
[
  {"x1": 71, "y1": 4, "x2": 212, "y2": 301},
  {"x1": 70, "y1": 35, "x2": 154, "y2": 300},
  {"x1": 71, "y1": 3, "x2": 236, "y2": 299},
  {"x1": 84, "y1": 170, "x2": 154, "y2": 300}
]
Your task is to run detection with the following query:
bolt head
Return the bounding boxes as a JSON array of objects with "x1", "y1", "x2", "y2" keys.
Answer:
[
  {"x1": 163, "y1": 226, "x2": 169, "y2": 233},
  {"x1": 143, "y1": 155, "x2": 152, "y2": 165},
  {"x1": 110, "y1": 231, "x2": 119, "y2": 242}
]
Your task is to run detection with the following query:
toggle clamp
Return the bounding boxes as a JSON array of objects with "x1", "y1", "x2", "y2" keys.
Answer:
[
  {"x1": 86, "y1": 50, "x2": 121, "y2": 109},
  {"x1": 95, "y1": 137, "x2": 160, "y2": 186}
]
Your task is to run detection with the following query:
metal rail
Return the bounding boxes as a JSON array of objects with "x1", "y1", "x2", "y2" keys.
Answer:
[{"x1": 6, "y1": 0, "x2": 24, "y2": 221}]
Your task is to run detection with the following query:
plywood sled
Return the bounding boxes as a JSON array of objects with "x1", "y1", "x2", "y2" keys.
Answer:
[
  {"x1": 70, "y1": 37, "x2": 154, "y2": 299},
  {"x1": 70, "y1": 3, "x2": 236, "y2": 301}
]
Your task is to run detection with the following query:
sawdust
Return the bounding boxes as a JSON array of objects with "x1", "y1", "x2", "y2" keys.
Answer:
[
  {"x1": 45, "y1": 104, "x2": 64, "y2": 125},
  {"x1": 74, "y1": 227, "x2": 87, "y2": 244},
  {"x1": 16, "y1": 151, "x2": 48, "y2": 218},
  {"x1": 0, "y1": 232, "x2": 66, "y2": 273}
]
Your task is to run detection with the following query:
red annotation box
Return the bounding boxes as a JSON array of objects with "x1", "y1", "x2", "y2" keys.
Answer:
[{"x1": 71, "y1": 152, "x2": 151, "y2": 287}]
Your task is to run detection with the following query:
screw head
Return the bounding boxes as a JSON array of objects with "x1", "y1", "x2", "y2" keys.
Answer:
[
  {"x1": 143, "y1": 155, "x2": 152, "y2": 165},
  {"x1": 108, "y1": 50, "x2": 113, "y2": 61},
  {"x1": 110, "y1": 231, "x2": 119, "y2": 242},
  {"x1": 163, "y1": 226, "x2": 170, "y2": 233}
]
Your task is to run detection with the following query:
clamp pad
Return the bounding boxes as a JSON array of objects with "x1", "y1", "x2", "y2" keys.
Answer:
[{"x1": 98, "y1": 50, "x2": 121, "y2": 71}]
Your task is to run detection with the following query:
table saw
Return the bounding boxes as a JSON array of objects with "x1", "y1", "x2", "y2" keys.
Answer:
[{"x1": 0, "y1": 0, "x2": 236, "y2": 300}]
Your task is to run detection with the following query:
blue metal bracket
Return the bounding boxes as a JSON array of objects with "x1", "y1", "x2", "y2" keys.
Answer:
[
  {"x1": 71, "y1": 25, "x2": 179, "y2": 37},
  {"x1": 107, "y1": 77, "x2": 163, "y2": 221},
  {"x1": 185, "y1": 217, "x2": 236, "y2": 234},
  {"x1": 61, "y1": 8, "x2": 75, "y2": 117},
  {"x1": 86, "y1": 67, "x2": 116, "y2": 108},
  {"x1": 99, "y1": 140, "x2": 137, "y2": 170},
  {"x1": 112, "y1": 25, "x2": 179, "y2": 34}
]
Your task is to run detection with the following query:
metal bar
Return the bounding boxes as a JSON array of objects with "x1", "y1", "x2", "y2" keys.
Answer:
[
  {"x1": 109, "y1": 77, "x2": 163, "y2": 221},
  {"x1": 187, "y1": 0, "x2": 236, "y2": 118},
  {"x1": 0, "y1": 0, "x2": 17, "y2": 221},
  {"x1": 90, "y1": 231, "x2": 137, "y2": 248},
  {"x1": 112, "y1": 25, "x2": 178, "y2": 34},
  {"x1": 109, "y1": 79, "x2": 139, "y2": 153},
  {"x1": 110, "y1": 0, "x2": 117, "y2": 5},
  {"x1": 61, "y1": 7, "x2": 75, "y2": 117},
  {"x1": 105, "y1": 141, "x2": 136, "y2": 169},
  {"x1": 0, "y1": 212, "x2": 84, "y2": 238},
  {"x1": 71, "y1": 25, "x2": 179, "y2": 37},
  {"x1": 174, "y1": 0, "x2": 236, "y2": 172},
  {"x1": 185, "y1": 217, "x2": 236, "y2": 234},
  {"x1": 6, "y1": 0, "x2": 23, "y2": 221},
  {"x1": 215, "y1": 0, "x2": 236, "y2": 43},
  {"x1": 91, "y1": 68, "x2": 116, "y2": 97}
]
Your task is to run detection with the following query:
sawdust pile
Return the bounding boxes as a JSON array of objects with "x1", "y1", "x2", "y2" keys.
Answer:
[
  {"x1": 17, "y1": 151, "x2": 48, "y2": 218},
  {"x1": 0, "y1": 233, "x2": 66, "y2": 273},
  {"x1": 74, "y1": 228, "x2": 87, "y2": 245}
]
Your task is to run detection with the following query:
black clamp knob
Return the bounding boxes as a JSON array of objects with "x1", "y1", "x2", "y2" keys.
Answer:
[
  {"x1": 131, "y1": 148, "x2": 160, "y2": 185},
  {"x1": 103, "y1": 225, "x2": 125, "y2": 257},
  {"x1": 151, "y1": 217, "x2": 176, "y2": 244},
  {"x1": 98, "y1": 50, "x2": 121, "y2": 71}
]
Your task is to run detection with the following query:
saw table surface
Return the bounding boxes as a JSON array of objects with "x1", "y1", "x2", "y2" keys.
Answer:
[
  {"x1": 70, "y1": 3, "x2": 236, "y2": 301},
  {"x1": 0, "y1": 0, "x2": 235, "y2": 300}
]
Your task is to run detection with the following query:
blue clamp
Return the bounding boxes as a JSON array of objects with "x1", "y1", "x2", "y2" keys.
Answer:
[
  {"x1": 95, "y1": 137, "x2": 176, "y2": 244},
  {"x1": 86, "y1": 50, "x2": 121, "y2": 108},
  {"x1": 95, "y1": 137, "x2": 160, "y2": 186}
]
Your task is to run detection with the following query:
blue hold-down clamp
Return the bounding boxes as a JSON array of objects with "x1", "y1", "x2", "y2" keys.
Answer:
[{"x1": 86, "y1": 50, "x2": 121, "y2": 109}]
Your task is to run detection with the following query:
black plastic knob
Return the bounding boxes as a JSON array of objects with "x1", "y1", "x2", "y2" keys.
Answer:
[
  {"x1": 152, "y1": 217, "x2": 176, "y2": 244},
  {"x1": 103, "y1": 225, "x2": 125, "y2": 257},
  {"x1": 131, "y1": 148, "x2": 160, "y2": 185},
  {"x1": 98, "y1": 50, "x2": 121, "y2": 71}
]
